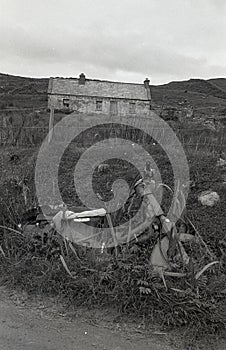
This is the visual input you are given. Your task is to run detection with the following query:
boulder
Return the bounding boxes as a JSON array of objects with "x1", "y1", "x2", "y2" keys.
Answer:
[
  {"x1": 217, "y1": 158, "x2": 226, "y2": 167},
  {"x1": 198, "y1": 190, "x2": 220, "y2": 207}
]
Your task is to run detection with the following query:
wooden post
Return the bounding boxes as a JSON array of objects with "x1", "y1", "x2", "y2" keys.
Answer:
[{"x1": 48, "y1": 107, "x2": 55, "y2": 143}]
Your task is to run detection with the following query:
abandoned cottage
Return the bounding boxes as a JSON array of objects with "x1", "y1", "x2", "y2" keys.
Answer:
[{"x1": 47, "y1": 73, "x2": 151, "y2": 116}]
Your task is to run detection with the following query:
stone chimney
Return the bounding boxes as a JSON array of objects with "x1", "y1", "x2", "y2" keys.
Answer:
[
  {"x1": 144, "y1": 78, "x2": 150, "y2": 88},
  {"x1": 79, "y1": 73, "x2": 86, "y2": 85},
  {"x1": 144, "y1": 78, "x2": 151, "y2": 101}
]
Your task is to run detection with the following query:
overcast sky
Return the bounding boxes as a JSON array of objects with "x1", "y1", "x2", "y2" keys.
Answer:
[{"x1": 0, "y1": 0, "x2": 226, "y2": 84}]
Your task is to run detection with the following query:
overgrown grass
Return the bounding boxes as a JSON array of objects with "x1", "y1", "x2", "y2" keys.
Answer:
[
  {"x1": 0, "y1": 222, "x2": 225, "y2": 338},
  {"x1": 0, "y1": 123, "x2": 225, "y2": 347}
]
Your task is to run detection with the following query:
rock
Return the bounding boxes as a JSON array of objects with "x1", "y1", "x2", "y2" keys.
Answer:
[
  {"x1": 198, "y1": 190, "x2": 220, "y2": 207},
  {"x1": 217, "y1": 158, "x2": 226, "y2": 167}
]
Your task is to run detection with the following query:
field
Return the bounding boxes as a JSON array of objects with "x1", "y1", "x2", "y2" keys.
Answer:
[{"x1": 0, "y1": 73, "x2": 226, "y2": 349}]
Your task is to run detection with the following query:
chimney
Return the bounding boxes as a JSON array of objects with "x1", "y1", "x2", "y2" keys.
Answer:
[
  {"x1": 144, "y1": 78, "x2": 150, "y2": 88},
  {"x1": 144, "y1": 77, "x2": 151, "y2": 102},
  {"x1": 79, "y1": 73, "x2": 86, "y2": 85}
]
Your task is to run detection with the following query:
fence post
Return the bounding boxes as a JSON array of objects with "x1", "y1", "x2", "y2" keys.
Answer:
[{"x1": 48, "y1": 107, "x2": 55, "y2": 143}]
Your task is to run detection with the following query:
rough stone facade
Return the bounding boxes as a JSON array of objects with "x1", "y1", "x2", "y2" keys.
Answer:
[{"x1": 48, "y1": 74, "x2": 151, "y2": 117}]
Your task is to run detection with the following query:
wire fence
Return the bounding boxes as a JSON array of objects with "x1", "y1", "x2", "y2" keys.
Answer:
[{"x1": 0, "y1": 110, "x2": 225, "y2": 152}]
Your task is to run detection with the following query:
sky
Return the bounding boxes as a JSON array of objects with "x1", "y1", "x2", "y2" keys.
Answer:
[{"x1": 0, "y1": 0, "x2": 226, "y2": 85}]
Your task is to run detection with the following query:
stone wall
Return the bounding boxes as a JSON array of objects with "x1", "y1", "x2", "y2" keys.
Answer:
[{"x1": 48, "y1": 94, "x2": 150, "y2": 116}]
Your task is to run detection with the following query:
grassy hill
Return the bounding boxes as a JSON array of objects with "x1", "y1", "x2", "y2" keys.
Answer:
[
  {"x1": 158, "y1": 78, "x2": 226, "y2": 98},
  {"x1": 0, "y1": 73, "x2": 48, "y2": 109},
  {"x1": 152, "y1": 78, "x2": 226, "y2": 117},
  {"x1": 208, "y1": 78, "x2": 226, "y2": 93}
]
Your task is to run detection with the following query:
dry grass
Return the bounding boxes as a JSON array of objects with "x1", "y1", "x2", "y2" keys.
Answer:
[{"x1": 0, "y1": 118, "x2": 225, "y2": 348}]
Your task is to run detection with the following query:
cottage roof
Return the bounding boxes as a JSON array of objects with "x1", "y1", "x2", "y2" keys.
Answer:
[{"x1": 48, "y1": 76, "x2": 150, "y2": 101}]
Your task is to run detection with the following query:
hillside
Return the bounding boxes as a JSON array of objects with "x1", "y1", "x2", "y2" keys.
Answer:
[
  {"x1": 158, "y1": 78, "x2": 226, "y2": 99},
  {"x1": 0, "y1": 73, "x2": 48, "y2": 109},
  {"x1": 208, "y1": 78, "x2": 226, "y2": 93},
  {"x1": 0, "y1": 72, "x2": 226, "y2": 118},
  {"x1": 152, "y1": 78, "x2": 226, "y2": 117}
]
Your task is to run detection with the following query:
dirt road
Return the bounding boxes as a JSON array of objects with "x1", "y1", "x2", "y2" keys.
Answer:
[{"x1": 0, "y1": 287, "x2": 174, "y2": 350}]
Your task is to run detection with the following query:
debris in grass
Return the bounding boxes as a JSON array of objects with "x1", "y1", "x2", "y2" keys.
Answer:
[
  {"x1": 150, "y1": 236, "x2": 171, "y2": 272},
  {"x1": 1, "y1": 160, "x2": 225, "y2": 338}
]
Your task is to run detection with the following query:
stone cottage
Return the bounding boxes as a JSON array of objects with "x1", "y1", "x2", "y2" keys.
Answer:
[{"x1": 47, "y1": 73, "x2": 151, "y2": 116}]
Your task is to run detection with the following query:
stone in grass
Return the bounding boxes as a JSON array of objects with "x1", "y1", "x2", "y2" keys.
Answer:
[
  {"x1": 198, "y1": 190, "x2": 220, "y2": 207},
  {"x1": 216, "y1": 158, "x2": 226, "y2": 167}
]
